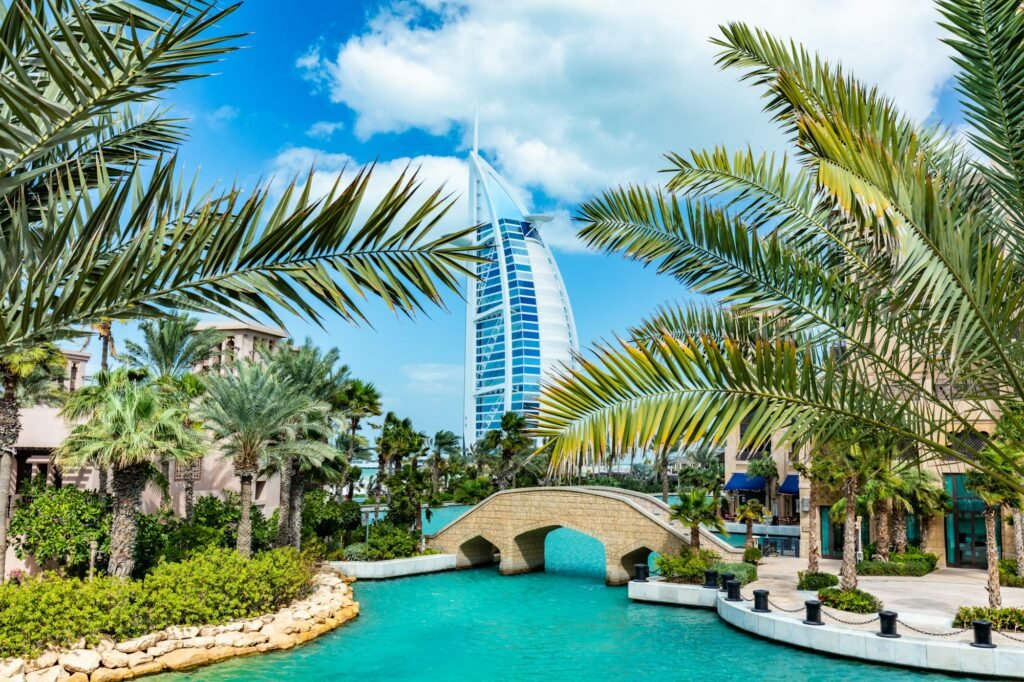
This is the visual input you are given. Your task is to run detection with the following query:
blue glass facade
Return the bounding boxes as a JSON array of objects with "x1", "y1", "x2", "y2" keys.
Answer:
[{"x1": 464, "y1": 150, "x2": 577, "y2": 443}]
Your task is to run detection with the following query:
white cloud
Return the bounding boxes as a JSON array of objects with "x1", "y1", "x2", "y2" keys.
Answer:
[
  {"x1": 206, "y1": 105, "x2": 239, "y2": 127},
  {"x1": 306, "y1": 120, "x2": 345, "y2": 139},
  {"x1": 300, "y1": 0, "x2": 955, "y2": 203},
  {"x1": 401, "y1": 362, "x2": 463, "y2": 395}
]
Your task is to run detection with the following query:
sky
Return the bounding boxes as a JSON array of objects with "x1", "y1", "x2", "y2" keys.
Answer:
[{"x1": 96, "y1": 0, "x2": 968, "y2": 438}]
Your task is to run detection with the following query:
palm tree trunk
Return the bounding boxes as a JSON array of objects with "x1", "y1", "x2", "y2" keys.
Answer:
[
  {"x1": 108, "y1": 463, "x2": 149, "y2": 577},
  {"x1": 97, "y1": 465, "x2": 108, "y2": 499},
  {"x1": 0, "y1": 373, "x2": 22, "y2": 584},
  {"x1": 745, "y1": 519, "x2": 754, "y2": 548},
  {"x1": 841, "y1": 477, "x2": 859, "y2": 591},
  {"x1": 893, "y1": 505, "x2": 909, "y2": 554},
  {"x1": 184, "y1": 479, "x2": 195, "y2": 521},
  {"x1": 807, "y1": 480, "x2": 821, "y2": 574},
  {"x1": 346, "y1": 477, "x2": 356, "y2": 501},
  {"x1": 690, "y1": 524, "x2": 700, "y2": 549},
  {"x1": 159, "y1": 459, "x2": 171, "y2": 513},
  {"x1": 431, "y1": 456, "x2": 439, "y2": 495},
  {"x1": 237, "y1": 473, "x2": 254, "y2": 558},
  {"x1": 276, "y1": 456, "x2": 293, "y2": 547},
  {"x1": 289, "y1": 468, "x2": 304, "y2": 550},
  {"x1": 985, "y1": 505, "x2": 1001, "y2": 609},
  {"x1": 876, "y1": 499, "x2": 891, "y2": 561},
  {"x1": 1013, "y1": 508, "x2": 1024, "y2": 576}
]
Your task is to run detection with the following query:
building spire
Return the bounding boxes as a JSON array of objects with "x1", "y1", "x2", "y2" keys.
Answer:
[{"x1": 472, "y1": 102, "x2": 479, "y2": 155}]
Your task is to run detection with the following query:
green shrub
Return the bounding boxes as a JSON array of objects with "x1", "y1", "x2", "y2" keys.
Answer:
[
  {"x1": 818, "y1": 587, "x2": 883, "y2": 614},
  {"x1": 302, "y1": 490, "x2": 362, "y2": 540},
  {"x1": 7, "y1": 482, "x2": 110, "y2": 576},
  {"x1": 654, "y1": 545, "x2": 721, "y2": 584},
  {"x1": 954, "y1": 606, "x2": 1024, "y2": 630},
  {"x1": 892, "y1": 548, "x2": 938, "y2": 572},
  {"x1": 856, "y1": 557, "x2": 933, "y2": 577},
  {"x1": 999, "y1": 559, "x2": 1024, "y2": 587},
  {"x1": 452, "y1": 476, "x2": 495, "y2": 504},
  {"x1": 342, "y1": 542, "x2": 370, "y2": 561},
  {"x1": 797, "y1": 571, "x2": 839, "y2": 590},
  {"x1": 743, "y1": 547, "x2": 762, "y2": 565},
  {"x1": 713, "y1": 561, "x2": 757, "y2": 585},
  {"x1": 364, "y1": 522, "x2": 419, "y2": 560},
  {"x1": 0, "y1": 547, "x2": 314, "y2": 659}
]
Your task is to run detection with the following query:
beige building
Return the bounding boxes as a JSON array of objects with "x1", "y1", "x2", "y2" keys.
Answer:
[{"x1": 4, "y1": 321, "x2": 290, "y2": 577}]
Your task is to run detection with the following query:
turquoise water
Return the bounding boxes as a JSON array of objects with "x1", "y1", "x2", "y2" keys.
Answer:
[{"x1": 158, "y1": 506, "x2": 970, "y2": 681}]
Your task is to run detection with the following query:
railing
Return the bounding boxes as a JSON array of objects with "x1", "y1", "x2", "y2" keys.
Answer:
[{"x1": 759, "y1": 536, "x2": 800, "y2": 557}]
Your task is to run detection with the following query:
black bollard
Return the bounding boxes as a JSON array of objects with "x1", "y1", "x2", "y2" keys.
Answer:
[
  {"x1": 878, "y1": 611, "x2": 900, "y2": 639},
  {"x1": 971, "y1": 620, "x2": 996, "y2": 649},
  {"x1": 803, "y1": 599, "x2": 824, "y2": 626},
  {"x1": 753, "y1": 589, "x2": 770, "y2": 613},
  {"x1": 720, "y1": 572, "x2": 735, "y2": 591},
  {"x1": 703, "y1": 569, "x2": 719, "y2": 589},
  {"x1": 726, "y1": 579, "x2": 741, "y2": 602},
  {"x1": 633, "y1": 563, "x2": 649, "y2": 582}
]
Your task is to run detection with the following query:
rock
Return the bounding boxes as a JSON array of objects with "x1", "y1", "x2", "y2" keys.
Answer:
[
  {"x1": 95, "y1": 637, "x2": 115, "y2": 653},
  {"x1": 221, "y1": 622, "x2": 243, "y2": 633},
  {"x1": 146, "y1": 640, "x2": 182, "y2": 658},
  {"x1": 89, "y1": 668, "x2": 129, "y2": 682},
  {"x1": 25, "y1": 667, "x2": 65, "y2": 682},
  {"x1": 27, "y1": 652, "x2": 58, "y2": 672},
  {"x1": 231, "y1": 633, "x2": 269, "y2": 648},
  {"x1": 165, "y1": 626, "x2": 199, "y2": 640},
  {"x1": 128, "y1": 660, "x2": 165, "y2": 677},
  {"x1": 0, "y1": 658, "x2": 25, "y2": 678},
  {"x1": 66, "y1": 674, "x2": 88, "y2": 682},
  {"x1": 213, "y1": 633, "x2": 237, "y2": 648},
  {"x1": 58, "y1": 650, "x2": 101, "y2": 675},
  {"x1": 99, "y1": 650, "x2": 129, "y2": 669},
  {"x1": 9, "y1": 675, "x2": 25, "y2": 682},
  {"x1": 180, "y1": 636, "x2": 216, "y2": 649},
  {"x1": 260, "y1": 615, "x2": 275, "y2": 624},
  {"x1": 124, "y1": 652, "x2": 153, "y2": 668},
  {"x1": 291, "y1": 609, "x2": 311, "y2": 621},
  {"x1": 242, "y1": 619, "x2": 263, "y2": 633},
  {"x1": 156, "y1": 646, "x2": 238, "y2": 673},
  {"x1": 114, "y1": 633, "x2": 163, "y2": 654}
]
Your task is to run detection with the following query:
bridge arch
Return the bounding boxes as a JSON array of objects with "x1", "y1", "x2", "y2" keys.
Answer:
[{"x1": 428, "y1": 486, "x2": 741, "y2": 585}]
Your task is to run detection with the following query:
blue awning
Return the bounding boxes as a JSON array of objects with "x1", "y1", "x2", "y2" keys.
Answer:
[
  {"x1": 778, "y1": 474, "x2": 800, "y2": 495},
  {"x1": 723, "y1": 473, "x2": 765, "y2": 492}
]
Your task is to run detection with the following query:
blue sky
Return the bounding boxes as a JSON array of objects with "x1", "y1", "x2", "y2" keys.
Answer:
[{"x1": 98, "y1": 0, "x2": 967, "y2": 438}]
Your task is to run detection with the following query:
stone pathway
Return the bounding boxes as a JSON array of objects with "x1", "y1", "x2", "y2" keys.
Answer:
[{"x1": 744, "y1": 557, "x2": 1024, "y2": 646}]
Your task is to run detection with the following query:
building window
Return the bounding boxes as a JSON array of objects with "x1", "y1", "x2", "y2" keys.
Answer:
[{"x1": 737, "y1": 414, "x2": 770, "y2": 461}]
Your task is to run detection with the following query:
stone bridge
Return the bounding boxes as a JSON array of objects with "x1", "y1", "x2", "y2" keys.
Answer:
[{"x1": 427, "y1": 486, "x2": 742, "y2": 585}]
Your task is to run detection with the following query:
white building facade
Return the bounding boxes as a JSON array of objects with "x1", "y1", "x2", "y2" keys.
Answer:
[{"x1": 462, "y1": 146, "x2": 578, "y2": 443}]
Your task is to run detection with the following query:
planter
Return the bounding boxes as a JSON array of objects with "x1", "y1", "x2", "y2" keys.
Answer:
[{"x1": 330, "y1": 553, "x2": 456, "y2": 580}]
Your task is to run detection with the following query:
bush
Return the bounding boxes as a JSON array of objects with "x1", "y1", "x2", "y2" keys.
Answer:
[
  {"x1": 302, "y1": 490, "x2": 362, "y2": 540},
  {"x1": 818, "y1": 587, "x2": 883, "y2": 614},
  {"x1": 999, "y1": 559, "x2": 1024, "y2": 588},
  {"x1": 7, "y1": 483, "x2": 110, "y2": 576},
  {"x1": 452, "y1": 476, "x2": 495, "y2": 504},
  {"x1": 342, "y1": 543, "x2": 370, "y2": 561},
  {"x1": 654, "y1": 545, "x2": 721, "y2": 584},
  {"x1": 893, "y1": 547, "x2": 938, "y2": 572},
  {"x1": 713, "y1": 561, "x2": 757, "y2": 585},
  {"x1": 364, "y1": 522, "x2": 419, "y2": 560},
  {"x1": 0, "y1": 547, "x2": 314, "y2": 659},
  {"x1": 954, "y1": 606, "x2": 1024, "y2": 631},
  {"x1": 743, "y1": 547, "x2": 762, "y2": 565},
  {"x1": 797, "y1": 571, "x2": 839, "y2": 591},
  {"x1": 856, "y1": 555, "x2": 935, "y2": 577}
]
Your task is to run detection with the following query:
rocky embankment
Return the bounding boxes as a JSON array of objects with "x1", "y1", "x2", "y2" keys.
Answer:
[{"x1": 0, "y1": 568, "x2": 359, "y2": 682}]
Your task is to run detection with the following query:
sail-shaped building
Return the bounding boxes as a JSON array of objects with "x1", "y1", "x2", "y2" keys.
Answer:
[{"x1": 463, "y1": 142, "x2": 579, "y2": 443}]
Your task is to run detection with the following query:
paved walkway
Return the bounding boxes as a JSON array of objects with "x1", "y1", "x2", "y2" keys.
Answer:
[{"x1": 747, "y1": 557, "x2": 1024, "y2": 645}]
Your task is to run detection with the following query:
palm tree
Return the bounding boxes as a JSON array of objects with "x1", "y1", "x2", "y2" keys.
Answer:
[
  {"x1": 746, "y1": 455, "x2": 778, "y2": 520},
  {"x1": 198, "y1": 363, "x2": 335, "y2": 557},
  {"x1": 427, "y1": 430, "x2": 461, "y2": 494},
  {"x1": 966, "y1": 451, "x2": 1024, "y2": 608},
  {"x1": 481, "y1": 412, "x2": 531, "y2": 490},
  {"x1": 56, "y1": 381, "x2": 203, "y2": 577},
  {"x1": 0, "y1": 345, "x2": 66, "y2": 581},
  {"x1": 123, "y1": 316, "x2": 225, "y2": 378},
  {"x1": 736, "y1": 500, "x2": 766, "y2": 550},
  {"x1": 2, "y1": 2, "x2": 480, "y2": 366},
  {"x1": 890, "y1": 467, "x2": 948, "y2": 555},
  {"x1": 534, "y1": 3, "x2": 1024, "y2": 499},
  {"x1": 670, "y1": 488, "x2": 725, "y2": 548},
  {"x1": 267, "y1": 340, "x2": 349, "y2": 548},
  {"x1": 338, "y1": 379, "x2": 383, "y2": 468}
]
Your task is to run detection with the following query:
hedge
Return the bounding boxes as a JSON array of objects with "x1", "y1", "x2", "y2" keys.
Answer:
[
  {"x1": 954, "y1": 606, "x2": 1024, "y2": 631},
  {"x1": 797, "y1": 571, "x2": 839, "y2": 591},
  {"x1": 1000, "y1": 560, "x2": 1024, "y2": 588},
  {"x1": 0, "y1": 547, "x2": 314, "y2": 659},
  {"x1": 856, "y1": 550, "x2": 938, "y2": 577},
  {"x1": 818, "y1": 587, "x2": 883, "y2": 614},
  {"x1": 714, "y1": 561, "x2": 757, "y2": 585}
]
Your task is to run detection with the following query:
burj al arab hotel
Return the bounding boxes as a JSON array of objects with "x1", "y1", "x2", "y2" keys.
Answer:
[{"x1": 463, "y1": 133, "x2": 579, "y2": 443}]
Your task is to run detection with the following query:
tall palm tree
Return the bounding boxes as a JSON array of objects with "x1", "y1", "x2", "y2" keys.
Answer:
[
  {"x1": 670, "y1": 488, "x2": 726, "y2": 549},
  {"x1": 338, "y1": 379, "x2": 383, "y2": 467},
  {"x1": 198, "y1": 363, "x2": 335, "y2": 557},
  {"x1": 481, "y1": 412, "x2": 531, "y2": 490},
  {"x1": 967, "y1": 451, "x2": 1024, "y2": 608},
  {"x1": 56, "y1": 381, "x2": 203, "y2": 577},
  {"x1": 268, "y1": 340, "x2": 348, "y2": 547},
  {"x1": 427, "y1": 430, "x2": 461, "y2": 494},
  {"x1": 0, "y1": 345, "x2": 66, "y2": 581},
  {"x1": 890, "y1": 467, "x2": 948, "y2": 555},
  {"x1": 736, "y1": 500, "x2": 766, "y2": 550},
  {"x1": 2, "y1": 1, "x2": 480, "y2": 368},
  {"x1": 123, "y1": 316, "x2": 225, "y2": 379},
  {"x1": 534, "y1": 2, "x2": 1024, "y2": 498}
]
